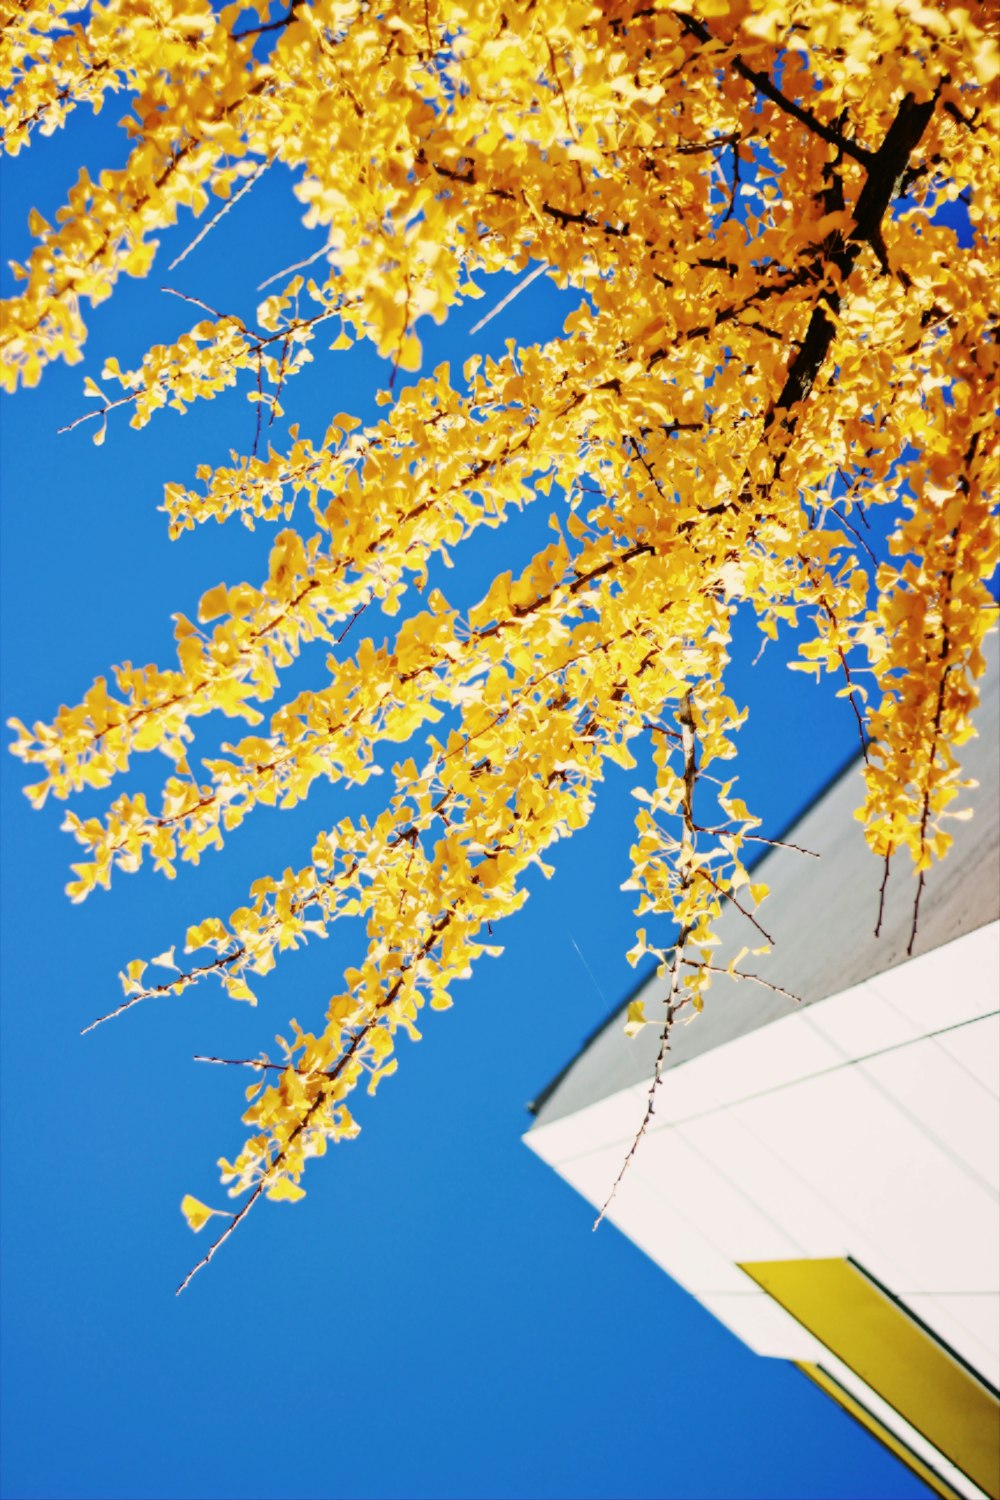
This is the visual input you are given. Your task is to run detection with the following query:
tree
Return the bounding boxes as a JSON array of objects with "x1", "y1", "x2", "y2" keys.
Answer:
[{"x1": 3, "y1": 0, "x2": 997, "y2": 1290}]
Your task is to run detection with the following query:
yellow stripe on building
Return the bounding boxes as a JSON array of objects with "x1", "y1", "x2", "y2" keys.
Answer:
[
  {"x1": 796, "y1": 1361, "x2": 964, "y2": 1500},
  {"x1": 740, "y1": 1258, "x2": 1000, "y2": 1499}
]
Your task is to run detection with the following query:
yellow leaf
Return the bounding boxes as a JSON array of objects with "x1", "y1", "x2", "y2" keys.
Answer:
[
  {"x1": 624, "y1": 999, "x2": 648, "y2": 1037},
  {"x1": 367, "y1": 1058, "x2": 398, "y2": 1096},
  {"x1": 122, "y1": 959, "x2": 147, "y2": 991},
  {"x1": 198, "y1": 583, "x2": 229, "y2": 622},
  {"x1": 266, "y1": 1177, "x2": 306, "y2": 1203},
  {"x1": 225, "y1": 976, "x2": 258, "y2": 1004},
  {"x1": 180, "y1": 1194, "x2": 228, "y2": 1232},
  {"x1": 394, "y1": 331, "x2": 422, "y2": 373}
]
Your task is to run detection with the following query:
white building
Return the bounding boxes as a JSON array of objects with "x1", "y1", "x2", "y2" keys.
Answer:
[{"x1": 525, "y1": 642, "x2": 999, "y2": 1500}]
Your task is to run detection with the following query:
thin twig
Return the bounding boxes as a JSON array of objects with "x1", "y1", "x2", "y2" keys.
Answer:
[
  {"x1": 252, "y1": 351, "x2": 264, "y2": 456},
  {"x1": 160, "y1": 286, "x2": 229, "y2": 320},
  {"x1": 271, "y1": 333, "x2": 290, "y2": 426},
  {"x1": 82, "y1": 989, "x2": 152, "y2": 1035},
  {"x1": 681, "y1": 959, "x2": 801, "y2": 1003},
  {"x1": 178, "y1": 910, "x2": 455, "y2": 1292},
  {"x1": 176, "y1": 1178, "x2": 266, "y2": 1295},
  {"x1": 642, "y1": 720, "x2": 682, "y2": 741},
  {"x1": 828, "y1": 502, "x2": 879, "y2": 567},
  {"x1": 816, "y1": 592, "x2": 869, "y2": 764},
  {"x1": 232, "y1": 7, "x2": 295, "y2": 41},
  {"x1": 908, "y1": 499, "x2": 966, "y2": 955},
  {"x1": 908, "y1": 870, "x2": 926, "y2": 957},
  {"x1": 722, "y1": 133, "x2": 741, "y2": 223},
  {"x1": 697, "y1": 866, "x2": 774, "y2": 945},
  {"x1": 626, "y1": 433, "x2": 664, "y2": 497},
  {"x1": 694, "y1": 824, "x2": 819, "y2": 857},
  {"x1": 544, "y1": 37, "x2": 585, "y2": 192},
  {"x1": 336, "y1": 600, "x2": 369, "y2": 645},
  {"x1": 168, "y1": 160, "x2": 270, "y2": 272},
  {"x1": 468, "y1": 263, "x2": 548, "y2": 336},
  {"x1": 194, "y1": 1054, "x2": 286, "y2": 1073},
  {"x1": 258, "y1": 242, "x2": 330, "y2": 291},
  {"x1": 193, "y1": 1053, "x2": 368, "y2": 1078},
  {"x1": 874, "y1": 846, "x2": 892, "y2": 937},
  {"x1": 742, "y1": 831, "x2": 817, "y2": 857},
  {"x1": 57, "y1": 390, "x2": 136, "y2": 435}
]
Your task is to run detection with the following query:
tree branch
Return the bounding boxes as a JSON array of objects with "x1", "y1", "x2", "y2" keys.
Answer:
[
  {"x1": 768, "y1": 87, "x2": 941, "y2": 431},
  {"x1": 232, "y1": 7, "x2": 295, "y2": 42},
  {"x1": 594, "y1": 691, "x2": 698, "y2": 1228},
  {"x1": 677, "y1": 12, "x2": 875, "y2": 167}
]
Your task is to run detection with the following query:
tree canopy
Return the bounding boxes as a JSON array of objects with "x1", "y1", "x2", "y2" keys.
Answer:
[{"x1": 3, "y1": 0, "x2": 998, "y2": 1289}]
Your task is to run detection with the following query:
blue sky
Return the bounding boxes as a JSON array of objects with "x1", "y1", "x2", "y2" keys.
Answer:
[{"x1": 0, "y1": 97, "x2": 938, "y2": 1500}]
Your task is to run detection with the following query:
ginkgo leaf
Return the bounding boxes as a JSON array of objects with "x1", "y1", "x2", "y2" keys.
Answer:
[
  {"x1": 624, "y1": 1000, "x2": 648, "y2": 1038},
  {"x1": 180, "y1": 1194, "x2": 230, "y2": 1233},
  {"x1": 198, "y1": 584, "x2": 229, "y2": 622},
  {"x1": 266, "y1": 1178, "x2": 306, "y2": 1203},
  {"x1": 224, "y1": 977, "x2": 257, "y2": 1004}
]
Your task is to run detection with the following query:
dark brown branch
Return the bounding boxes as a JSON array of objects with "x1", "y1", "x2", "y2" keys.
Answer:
[
  {"x1": 693, "y1": 824, "x2": 819, "y2": 857},
  {"x1": 828, "y1": 502, "x2": 879, "y2": 566},
  {"x1": 232, "y1": 7, "x2": 295, "y2": 41},
  {"x1": 767, "y1": 88, "x2": 940, "y2": 434},
  {"x1": 677, "y1": 11, "x2": 875, "y2": 168},
  {"x1": 874, "y1": 846, "x2": 892, "y2": 938},
  {"x1": 681, "y1": 959, "x2": 801, "y2": 1004},
  {"x1": 626, "y1": 433, "x2": 664, "y2": 496},
  {"x1": 697, "y1": 866, "x2": 774, "y2": 946},
  {"x1": 908, "y1": 870, "x2": 926, "y2": 957}
]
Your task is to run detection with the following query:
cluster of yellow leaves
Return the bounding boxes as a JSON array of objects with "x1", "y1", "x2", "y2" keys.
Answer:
[
  {"x1": 624, "y1": 680, "x2": 773, "y2": 1018},
  {"x1": 861, "y1": 344, "x2": 999, "y2": 872},
  {"x1": 4, "y1": 0, "x2": 998, "y2": 1272}
]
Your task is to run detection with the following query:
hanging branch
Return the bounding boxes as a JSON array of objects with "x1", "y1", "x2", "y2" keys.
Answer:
[
  {"x1": 594, "y1": 691, "x2": 699, "y2": 1229},
  {"x1": 177, "y1": 910, "x2": 456, "y2": 1294}
]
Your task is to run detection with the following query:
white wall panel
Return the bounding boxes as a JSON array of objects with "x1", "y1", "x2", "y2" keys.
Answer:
[
  {"x1": 526, "y1": 918, "x2": 1000, "y2": 1401},
  {"x1": 649, "y1": 1012, "x2": 842, "y2": 1125},
  {"x1": 868, "y1": 921, "x2": 1000, "y2": 1034},
  {"x1": 694, "y1": 1289, "x2": 825, "y2": 1360},
  {"x1": 676, "y1": 1108, "x2": 885, "y2": 1266},
  {"x1": 731, "y1": 1065, "x2": 1000, "y2": 1295},
  {"x1": 860, "y1": 1037, "x2": 1000, "y2": 1192},
  {"x1": 522, "y1": 1083, "x2": 648, "y2": 1166},
  {"x1": 552, "y1": 1143, "x2": 752, "y2": 1295},
  {"x1": 934, "y1": 1014, "x2": 1000, "y2": 1099},
  {"x1": 803, "y1": 980, "x2": 922, "y2": 1059},
  {"x1": 634, "y1": 1126, "x2": 802, "y2": 1264}
]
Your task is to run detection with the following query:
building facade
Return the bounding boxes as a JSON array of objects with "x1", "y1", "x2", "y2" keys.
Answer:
[{"x1": 525, "y1": 643, "x2": 1000, "y2": 1500}]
